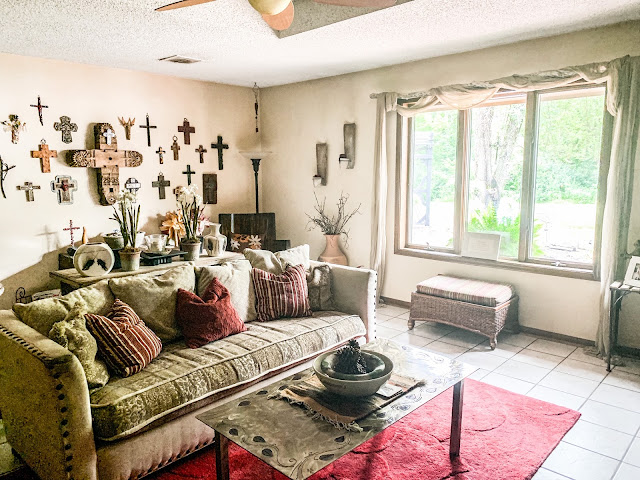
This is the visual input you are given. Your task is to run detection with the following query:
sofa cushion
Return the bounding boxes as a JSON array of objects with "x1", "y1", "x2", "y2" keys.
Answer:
[
  {"x1": 89, "y1": 311, "x2": 366, "y2": 441},
  {"x1": 307, "y1": 264, "x2": 336, "y2": 311},
  {"x1": 416, "y1": 275, "x2": 515, "y2": 307},
  {"x1": 276, "y1": 244, "x2": 310, "y2": 271},
  {"x1": 252, "y1": 265, "x2": 312, "y2": 322},
  {"x1": 243, "y1": 244, "x2": 311, "y2": 275},
  {"x1": 109, "y1": 266, "x2": 196, "y2": 342}
]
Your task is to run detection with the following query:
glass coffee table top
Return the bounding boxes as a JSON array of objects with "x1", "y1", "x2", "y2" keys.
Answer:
[{"x1": 197, "y1": 338, "x2": 477, "y2": 480}]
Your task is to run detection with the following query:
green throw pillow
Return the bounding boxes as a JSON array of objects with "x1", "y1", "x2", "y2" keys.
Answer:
[{"x1": 49, "y1": 303, "x2": 110, "y2": 389}]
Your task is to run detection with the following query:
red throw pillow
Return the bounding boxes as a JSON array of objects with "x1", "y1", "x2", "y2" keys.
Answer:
[
  {"x1": 251, "y1": 264, "x2": 312, "y2": 322},
  {"x1": 176, "y1": 278, "x2": 247, "y2": 349},
  {"x1": 85, "y1": 299, "x2": 162, "y2": 377}
]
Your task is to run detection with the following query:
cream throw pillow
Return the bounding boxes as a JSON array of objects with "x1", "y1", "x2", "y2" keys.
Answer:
[
  {"x1": 276, "y1": 244, "x2": 310, "y2": 271},
  {"x1": 243, "y1": 244, "x2": 311, "y2": 274}
]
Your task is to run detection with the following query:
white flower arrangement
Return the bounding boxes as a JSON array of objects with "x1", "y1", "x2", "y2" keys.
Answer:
[
  {"x1": 177, "y1": 185, "x2": 204, "y2": 243},
  {"x1": 111, "y1": 190, "x2": 141, "y2": 251}
]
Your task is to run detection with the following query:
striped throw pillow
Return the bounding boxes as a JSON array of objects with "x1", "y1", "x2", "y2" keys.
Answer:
[
  {"x1": 251, "y1": 264, "x2": 312, "y2": 322},
  {"x1": 85, "y1": 299, "x2": 162, "y2": 377}
]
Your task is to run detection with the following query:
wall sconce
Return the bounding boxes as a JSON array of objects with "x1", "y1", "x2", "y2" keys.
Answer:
[
  {"x1": 314, "y1": 143, "x2": 328, "y2": 186},
  {"x1": 341, "y1": 123, "x2": 356, "y2": 169}
]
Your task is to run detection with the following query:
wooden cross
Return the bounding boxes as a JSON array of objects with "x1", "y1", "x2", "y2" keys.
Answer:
[
  {"x1": 152, "y1": 173, "x2": 171, "y2": 199},
  {"x1": 178, "y1": 118, "x2": 195, "y2": 145},
  {"x1": 31, "y1": 139, "x2": 58, "y2": 173},
  {"x1": 50, "y1": 175, "x2": 78, "y2": 205},
  {"x1": 182, "y1": 165, "x2": 195, "y2": 185},
  {"x1": 203, "y1": 173, "x2": 217, "y2": 204},
  {"x1": 125, "y1": 177, "x2": 141, "y2": 193},
  {"x1": 156, "y1": 146, "x2": 166, "y2": 164},
  {"x1": 195, "y1": 145, "x2": 207, "y2": 163},
  {"x1": 54, "y1": 116, "x2": 78, "y2": 144},
  {"x1": 211, "y1": 136, "x2": 229, "y2": 170},
  {"x1": 17, "y1": 182, "x2": 41, "y2": 202},
  {"x1": 139, "y1": 114, "x2": 157, "y2": 147},
  {"x1": 30, "y1": 95, "x2": 48, "y2": 126},
  {"x1": 0, "y1": 156, "x2": 16, "y2": 199},
  {"x1": 63, "y1": 219, "x2": 80, "y2": 246},
  {"x1": 102, "y1": 127, "x2": 117, "y2": 145},
  {"x1": 171, "y1": 136, "x2": 180, "y2": 161}
]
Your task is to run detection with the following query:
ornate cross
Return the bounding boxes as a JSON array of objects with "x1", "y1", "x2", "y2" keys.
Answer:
[
  {"x1": 156, "y1": 146, "x2": 166, "y2": 164},
  {"x1": 139, "y1": 114, "x2": 157, "y2": 147},
  {"x1": 30, "y1": 139, "x2": 57, "y2": 173},
  {"x1": 102, "y1": 127, "x2": 116, "y2": 145},
  {"x1": 17, "y1": 182, "x2": 41, "y2": 202},
  {"x1": 125, "y1": 177, "x2": 141, "y2": 193},
  {"x1": 211, "y1": 136, "x2": 229, "y2": 170},
  {"x1": 0, "y1": 156, "x2": 16, "y2": 199},
  {"x1": 63, "y1": 220, "x2": 80, "y2": 246},
  {"x1": 50, "y1": 175, "x2": 78, "y2": 205},
  {"x1": 182, "y1": 165, "x2": 195, "y2": 185},
  {"x1": 118, "y1": 117, "x2": 135, "y2": 140},
  {"x1": 178, "y1": 118, "x2": 195, "y2": 145},
  {"x1": 30, "y1": 95, "x2": 48, "y2": 126},
  {"x1": 152, "y1": 173, "x2": 171, "y2": 199},
  {"x1": 54, "y1": 116, "x2": 78, "y2": 144},
  {"x1": 171, "y1": 136, "x2": 180, "y2": 160},
  {"x1": 195, "y1": 145, "x2": 207, "y2": 163}
]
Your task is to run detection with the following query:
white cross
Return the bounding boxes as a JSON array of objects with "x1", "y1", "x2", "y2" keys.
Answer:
[{"x1": 103, "y1": 128, "x2": 116, "y2": 145}]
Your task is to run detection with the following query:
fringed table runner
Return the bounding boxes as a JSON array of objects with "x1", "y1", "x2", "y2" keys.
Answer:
[{"x1": 271, "y1": 373, "x2": 424, "y2": 431}]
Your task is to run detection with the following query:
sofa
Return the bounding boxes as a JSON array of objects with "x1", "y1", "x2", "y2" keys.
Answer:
[{"x1": 0, "y1": 252, "x2": 376, "y2": 480}]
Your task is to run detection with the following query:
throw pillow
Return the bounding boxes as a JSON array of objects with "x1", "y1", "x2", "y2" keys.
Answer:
[
  {"x1": 196, "y1": 259, "x2": 257, "y2": 322},
  {"x1": 275, "y1": 244, "x2": 310, "y2": 271},
  {"x1": 108, "y1": 265, "x2": 196, "y2": 342},
  {"x1": 306, "y1": 264, "x2": 336, "y2": 311},
  {"x1": 230, "y1": 233, "x2": 265, "y2": 252},
  {"x1": 176, "y1": 278, "x2": 247, "y2": 349},
  {"x1": 13, "y1": 279, "x2": 114, "y2": 337},
  {"x1": 49, "y1": 303, "x2": 110, "y2": 389},
  {"x1": 251, "y1": 264, "x2": 312, "y2": 322},
  {"x1": 243, "y1": 248, "x2": 283, "y2": 274},
  {"x1": 85, "y1": 299, "x2": 162, "y2": 377}
]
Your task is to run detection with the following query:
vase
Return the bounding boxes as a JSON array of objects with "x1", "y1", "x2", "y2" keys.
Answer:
[
  {"x1": 103, "y1": 233, "x2": 124, "y2": 250},
  {"x1": 119, "y1": 249, "x2": 141, "y2": 271},
  {"x1": 181, "y1": 240, "x2": 202, "y2": 261},
  {"x1": 318, "y1": 234, "x2": 348, "y2": 266},
  {"x1": 203, "y1": 223, "x2": 228, "y2": 256}
]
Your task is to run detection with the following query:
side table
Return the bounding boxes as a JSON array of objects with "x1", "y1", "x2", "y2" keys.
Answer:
[{"x1": 607, "y1": 281, "x2": 640, "y2": 372}]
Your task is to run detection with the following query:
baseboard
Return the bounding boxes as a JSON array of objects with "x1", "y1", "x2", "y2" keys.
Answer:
[{"x1": 380, "y1": 296, "x2": 410, "y2": 309}]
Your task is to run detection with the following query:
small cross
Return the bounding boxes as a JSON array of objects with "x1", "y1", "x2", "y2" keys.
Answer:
[
  {"x1": 125, "y1": 177, "x2": 141, "y2": 193},
  {"x1": 152, "y1": 173, "x2": 171, "y2": 199},
  {"x1": 182, "y1": 165, "x2": 196, "y2": 185},
  {"x1": 139, "y1": 113, "x2": 157, "y2": 147},
  {"x1": 195, "y1": 145, "x2": 207, "y2": 163},
  {"x1": 31, "y1": 140, "x2": 58, "y2": 173},
  {"x1": 178, "y1": 118, "x2": 195, "y2": 145},
  {"x1": 103, "y1": 127, "x2": 117, "y2": 145},
  {"x1": 54, "y1": 116, "x2": 78, "y2": 144},
  {"x1": 211, "y1": 135, "x2": 229, "y2": 170},
  {"x1": 50, "y1": 175, "x2": 78, "y2": 205},
  {"x1": 17, "y1": 182, "x2": 41, "y2": 202},
  {"x1": 156, "y1": 146, "x2": 166, "y2": 164},
  {"x1": 0, "y1": 156, "x2": 16, "y2": 199},
  {"x1": 63, "y1": 219, "x2": 80, "y2": 246},
  {"x1": 171, "y1": 136, "x2": 180, "y2": 161},
  {"x1": 30, "y1": 95, "x2": 48, "y2": 126}
]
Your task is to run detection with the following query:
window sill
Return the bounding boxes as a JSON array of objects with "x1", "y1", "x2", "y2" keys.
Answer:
[{"x1": 394, "y1": 246, "x2": 598, "y2": 281}]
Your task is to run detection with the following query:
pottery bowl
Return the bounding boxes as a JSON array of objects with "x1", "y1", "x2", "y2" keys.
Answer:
[{"x1": 313, "y1": 351, "x2": 394, "y2": 397}]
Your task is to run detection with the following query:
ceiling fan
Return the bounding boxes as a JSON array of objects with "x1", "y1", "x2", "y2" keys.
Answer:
[{"x1": 156, "y1": 0, "x2": 397, "y2": 31}]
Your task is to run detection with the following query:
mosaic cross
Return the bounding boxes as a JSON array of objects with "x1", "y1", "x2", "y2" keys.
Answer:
[
  {"x1": 53, "y1": 116, "x2": 78, "y2": 144},
  {"x1": 50, "y1": 175, "x2": 78, "y2": 205},
  {"x1": 125, "y1": 177, "x2": 141, "y2": 194},
  {"x1": 30, "y1": 139, "x2": 57, "y2": 173},
  {"x1": 211, "y1": 135, "x2": 229, "y2": 170},
  {"x1": 17, "y1": 182, "x2": 41, "y2": 202}
]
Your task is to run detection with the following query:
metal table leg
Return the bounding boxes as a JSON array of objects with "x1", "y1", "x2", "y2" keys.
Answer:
[
  {"x1": 450, "y1": 379, "x2": 464, "y2": 459},
  {"x1": 608, "y1": 289, "x2": 616, "y2": 372},
  {"x1": 215, "y1": 430, "x2": 230, "y2": 480}
]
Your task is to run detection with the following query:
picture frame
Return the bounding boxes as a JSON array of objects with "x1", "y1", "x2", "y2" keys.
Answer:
[
  {"x1": 623, "y1": 256, "x2": 640, "y2": 287},
  {"x1": 461, "y1": 232, "x2": 502, "y2": 261}
]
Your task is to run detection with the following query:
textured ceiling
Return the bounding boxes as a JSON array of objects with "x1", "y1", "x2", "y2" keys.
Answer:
[{"x1": 1, "y1": 0, "x2": 639, "y2": 87}]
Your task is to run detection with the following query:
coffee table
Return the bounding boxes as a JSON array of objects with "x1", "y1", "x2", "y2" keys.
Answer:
[{"x1": 197, "y1": 339, "x2": 476, "y2": 480}]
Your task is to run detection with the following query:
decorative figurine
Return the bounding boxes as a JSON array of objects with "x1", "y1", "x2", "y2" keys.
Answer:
[
  {"x1": 171, "y1": 136, "x2": 180, "y2": 160},
  {"x1": 211, "y1": 136, "x2": 229, "y2": 170},
  {"x1": 118, "y1": 117, "x2": 135, "y2": 140},
  {"x1": 30, "y1": 96, "x2": 49, "y2": 126},
  {"x1": 178, "y1": 118, "x2": 195, "y2": 145},
  {"x1": 195, "y1": 145, "x2": 207, "y2": 163},
  {"x1": 2, "y1": 115, "x2": 26, "y2": 144},
  {"x1": 0, "y1": 155, "x2": 16, "y2": 199},
  {"x1": 51, "y1": 175, "x2": 78, "y2": 205},
  {"x1": 139, "y1": 113, "x2": 157, "y2": 147},
  {"x1": 53, "y1": 116, "x2": 78, "y2": 144},
  {"x1": 31, "y1": 139, "x2": 58, "y2": 173},
  {"x1": 152, "y1": 173, "x2": 171, "y2": 200},
  {"x1": 17, "y1": 182, "x2": 41, "y2": 202}
]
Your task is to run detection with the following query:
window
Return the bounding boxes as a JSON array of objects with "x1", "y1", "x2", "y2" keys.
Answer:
[{"x1": 398, "y1": 85, "x2": 607, "y2": 275}]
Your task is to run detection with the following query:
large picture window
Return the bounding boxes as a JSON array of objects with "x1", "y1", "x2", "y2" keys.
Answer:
[{"x1": 399, "y1": 85, "x2": 608, "y2": 276}]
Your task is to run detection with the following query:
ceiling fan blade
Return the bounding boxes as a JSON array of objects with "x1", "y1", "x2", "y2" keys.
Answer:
[
  {"x1": 313, "y1": 0, "x2": 397, "y2": 7},
  {"x1": 262, "y1": 1, "x2": 294, "y2": 30},
  {"x1": 155, "y1": 0, "x2": 216, "y2": 12}
]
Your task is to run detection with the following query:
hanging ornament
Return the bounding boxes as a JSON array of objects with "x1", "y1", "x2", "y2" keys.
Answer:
[{"x1": 253, "y1": 82, "x2": 260, "y2": 133}]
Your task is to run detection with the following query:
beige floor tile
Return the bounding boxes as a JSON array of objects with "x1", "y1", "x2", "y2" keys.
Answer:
[
  {"x1": 473, "y1": 341, "x2": 523, "y2": 359},
  {"x1": 513, "y1": 349, "x2": 565, "y2": 369},
  {"x1": 614, "y1": 463, "x2": 640, "y2": 480},
  {"x1": 528, "y1": 339, "x2": 577, "y2": 358},
  {"x1": 396, "y1": 311, "x2": 411, "y2": 320},
  {"x1": 623, "y1": 438, "x2": 640, "y2": 468},
  {"x1": 375, "y1": 325, "x2": 400, "y2": 340},
  {"x1": 405, "y1": 325, "x2": 448, "y2": 340},
  {"x1": 527, "y1": 385, "x2": 586, "y2": 410},
  {"x1": 420, "y1": 340, "x2": 469, "y2": 359},
  {"x1": 554, "y1": 358, "x2": 609, "y2": 382},
  {"x1": 616, "y1": 357, "x2": 640, "y2": 376},
  {"x1": 391, "y1": 332, "x2": 432, "y2": 348},
  {"x1": 590, "y1": 384, "x2": 640, "y2": 414},
  {"x1": 497, "y1": 332, "x2": 538, "y2": 348},
  {"x1": 539, "y1": 371, "x2": 600, "y2": 398},
  {"x1": 480, "y1": 372, "x2": 535, "y2": 395},
  {"x1": 379, "y1": 316, "x2": 411, "y2": 331},
  {"x1": 563, "y1": 420, "x2": 633, "y2": 460},
  {"x1": 438, "y1": 329, "x2": 486, "y2": 348},
  {"x1": 543, "y1": 442, "x2": 619, "y2": 480},
  {"x1": 603, "y1": 370, "x2": 640, "y2": 393},
  {"x1": 376, "y1": 304, "x2": 409, "y2": 317},
  {"x1": 579, "y1": 400, "x2": 640, "y2": 436},
  {"x1": 467, "y1": 368, "x2": 490, "y2": 381},
  {"x1": 494, "y1": 359, "x2": 551, "y2": 383},
  {"x1": 456, "y1": 350, "x2": 507, "y2": 371},
  {"x1": 567, "y1": 348, "x2": 608, "y2": 367},
  {"x1": 531, "y1": 468, "x2": 573, "y2": 480}
]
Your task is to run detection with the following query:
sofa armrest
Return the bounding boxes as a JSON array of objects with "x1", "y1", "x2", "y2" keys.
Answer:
[
  {"x1": 0, "y1": 311, "x2": 97, "y2": 480},
  {"x1": 318, "y1": 262, "x2": 377, "y2": 342}
]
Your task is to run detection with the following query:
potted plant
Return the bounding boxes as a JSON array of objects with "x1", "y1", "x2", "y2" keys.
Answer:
[
  {"x1": 307, "y1": 193, "x2": 360, "y2": 266},
  {"x1": 177, "y1": 185, "x2": 204, "y2": 261},
  {"x1": 111, "y1": 190, "x2": 142, "y2": 271}
]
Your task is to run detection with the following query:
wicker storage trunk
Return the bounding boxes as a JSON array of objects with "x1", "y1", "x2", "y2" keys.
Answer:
[{"x1": 409, "y1": 291, "x2": 519, "y2": 349}]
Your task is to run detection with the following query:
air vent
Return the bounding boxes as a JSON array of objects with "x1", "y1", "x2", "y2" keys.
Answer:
[{"x1": 158, "y1": 55, "x2": 202, "y2": 65}]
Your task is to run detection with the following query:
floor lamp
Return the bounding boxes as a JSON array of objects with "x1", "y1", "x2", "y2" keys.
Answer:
[{"x1": 240, "y1": 151, "x2": 271, "y2": 213}]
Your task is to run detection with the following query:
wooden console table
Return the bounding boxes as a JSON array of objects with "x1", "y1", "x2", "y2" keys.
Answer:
[
  {"x1": 50, "y1": 252, "x2": 242, "y2": 294},
  {"x1": 607, "y1": 281, "x2": 640, "y2": 372}
]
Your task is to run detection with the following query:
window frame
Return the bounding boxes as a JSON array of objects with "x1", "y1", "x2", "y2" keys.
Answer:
[{"x1": 395, "y1": 83, "x2": 611, "y2": 281}]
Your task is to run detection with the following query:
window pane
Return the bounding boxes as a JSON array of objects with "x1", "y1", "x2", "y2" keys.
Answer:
[
  {"x1": 409, "y1": 110, "x2": 458, "y2": 249},
  {"x1": 531, "y1": 88, "x2": 605, "y2": 264},
  {"x1": 468, "y1": 102, "x2": 526, "y2": 258}
]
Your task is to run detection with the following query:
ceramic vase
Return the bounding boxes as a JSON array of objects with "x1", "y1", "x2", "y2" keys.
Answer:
[
  {"x1": 103, "y1": 233, "x2": 125, "y2": 250},
  {"x1": 318, "y1": 234, "x2": 348, "y2": 266},
  {"x1": 203, "y1": 223, "x2": 228, "y2": 256},
  {"x1": 119, "y1": 249, "x2": 141, "y2": 271},
  {"x1": 181, "y1": 240, "x2": 202, "y2": 261}
]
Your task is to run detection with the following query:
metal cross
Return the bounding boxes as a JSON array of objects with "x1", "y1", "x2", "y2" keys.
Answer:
[
  {"x1": 63, "y1": 219, "x2": 80, "y2": 246},
  {"x1": 103, "y1": 127, "x2": 116, "y2": 145},
  {"x1": 53, "y1": 116, "x2": 78, "y2": 144},
  {"x1": 178, "y1": 118, "x2": 195, "y2": 145},
  {"x1": 0, "y1": 156, "x2": 16, "y2": 199},
  {"x1": 156, "y1": 146, "x2": 166, "y2": 164},
  {"x1": 182, "y1": 164, "x2": 196, "y2": 185},
  {"x1": 195, "y1": 145, "x2": 207, "y2": 163},
  {"x1": 30, "y1": 139, "x2": 57, "y2": 173},
  {"x1": 211, "y1": 136, "x2": 229, "y2": 170},
  {"x1": 30, "y1": 95, "x2": 48, "y2": 126},
  {"x1": 139, "y1": 113, "x2": 157, "y2": 147},
  {"x1": 17, "y1": 182, "x2": 41, "y2": 202},
  {"x1": 125, "y1": 177, "x2": 141, "y2": 194},
  {"x1": 152, "y1": 172, "x2": 171, "y2": 199},
  {"x1": 171, "y1": 136, "x2": 180, "y2": 161},
  {"x1": 50, "y1": 175, "x2": 78, "y2": 205}
]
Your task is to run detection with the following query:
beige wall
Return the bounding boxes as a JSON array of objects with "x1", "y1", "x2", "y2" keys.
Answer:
[
  {"x1": 0, "y1": 53, "x2": 259, "y2": 310},
  {"x1": 261, "y1": 21, "x2": 640, "y2": 343}
]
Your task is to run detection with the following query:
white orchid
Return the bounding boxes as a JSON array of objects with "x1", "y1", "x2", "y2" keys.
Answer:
[{"x1": 176, "y1": 184, "x2": 204, "y2": 242}]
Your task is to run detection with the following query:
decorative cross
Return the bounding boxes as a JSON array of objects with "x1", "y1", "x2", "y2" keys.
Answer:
[
  {"x1": 30, "y1": 139, "x2": 58, "y2": 173},
  {"x1": 50, "y1": 175, "x2": 78, "y2": 205},
  {"x1": 0, "y1": 156, "x2": 16, "y2": 199},
  {"x1": 102, "y1": 127, "x2": 116, "y2": 145},
  {"x1": 63, "y1": 220, "x2": 80, "y2": 247},
  {"x1": 211, "y1": 136, "x2": 229, "y2": 170},
  {"x1": 182, "y1": 165, "x2": 195, "y2": 185},
  {"x1": 152, "y1": 173, "x2": 171, "y2": 199},
  {"x1": 203, "y1": 173, "x2": 217, "y2": 204},
  {"x1": 195, "y1": 145, "x2": 207, "y2": 163},
  {"x1": 139, "y1": 114, "x2": 157, "y2": 147},
  {"x1": 125, "y1": 177, "x2": 141, "y2": 194},
  {"x1": 17, "y1": 182, "x2": 41, "y2": 202},
  {"x1": 178, "y1": 118, "x2": 195, "y2": 145},
  {"x1": 171, "y1": 136, "x2": 180, "y2": 161},
  {"x1": 30, "y1": 95, "x2": 48, "y2": 126},
  {"x1": 156, "y1": 146, "x2": 166, "y2": 164},
  {"x1": 53, "y1": 116, "x2": 78, "y2": 144},
  {"x1": 118, "y1": 117, "x2": 135, "y2": 140}
]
